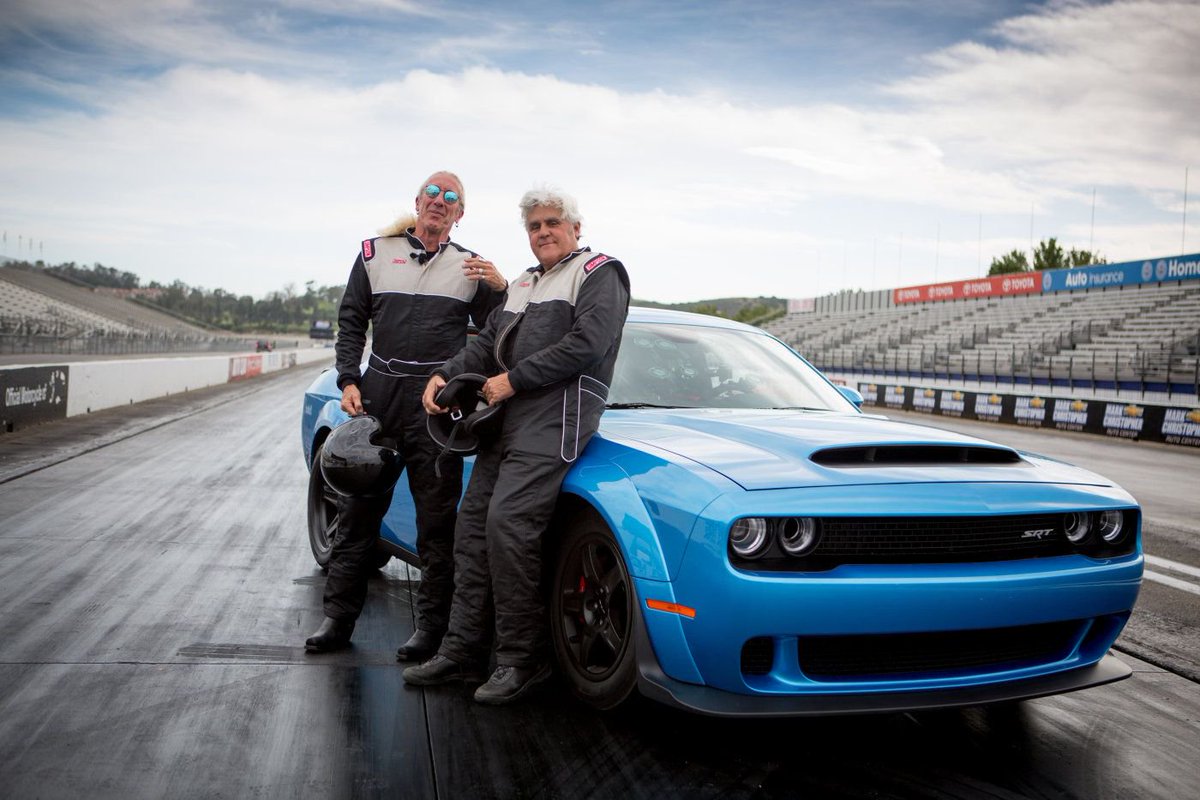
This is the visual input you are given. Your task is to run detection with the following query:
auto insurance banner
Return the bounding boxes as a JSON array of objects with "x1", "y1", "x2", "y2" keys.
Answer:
[
  {"x1": 1040, "y1": 252, "x2": 1200, "y2": 293},
  {"x1": 1, "y1": 366, "x2": 69, "y2": 432}
]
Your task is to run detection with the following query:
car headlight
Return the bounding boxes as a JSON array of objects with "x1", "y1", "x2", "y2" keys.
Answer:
[
  {"x1": 1098, "y1": 510, "x2": 1125, "y2": 543},
  {"x1": 1063, "y1": 512, "x2": 1091, "y2": 544},
  {"x1": 779, "y1": 517, "x2": 820, "y2": 556},
  {"x1": 730, "y1": 517, "x2": 770, "y2": 559}
]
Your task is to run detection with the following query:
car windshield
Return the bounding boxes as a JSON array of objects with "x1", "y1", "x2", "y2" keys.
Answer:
[{"x1": 607, "y1": 321, "x2": 855, "y2": 411}]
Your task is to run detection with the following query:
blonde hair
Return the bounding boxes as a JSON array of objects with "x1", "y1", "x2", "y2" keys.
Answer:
[{"x1": 377, "y1": 213, "x2": 417, "y2": 237}]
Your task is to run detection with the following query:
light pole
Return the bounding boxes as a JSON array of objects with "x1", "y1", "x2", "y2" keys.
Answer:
[
  {"x1": 1184, "y1": 166, "x2": 1191, "y2": 254},
  {"x1": 1088, "y1": 187, "x2": 1096, "y2": 255}
]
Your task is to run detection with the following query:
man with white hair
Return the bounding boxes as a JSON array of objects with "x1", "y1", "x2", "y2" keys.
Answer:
[
  {"x1": 306, "y1": 171, "x2": 507, "y2": 655},
  {"x1": 404, "y1": 186, "x2": 630, "y2": 704}
]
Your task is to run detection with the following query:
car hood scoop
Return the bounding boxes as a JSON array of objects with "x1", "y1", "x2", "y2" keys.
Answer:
[
  {"x1": 810, "y1": 444, "x2": 1021, "y2": 466},
  {"x1": 600, "y1": 409, "x2": 1059, "y2": 490}
]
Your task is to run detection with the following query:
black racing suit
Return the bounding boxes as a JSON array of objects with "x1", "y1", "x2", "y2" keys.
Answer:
[
  {"x1": 324, "y1": 230, "x2": 505, "y2": 632},
  {"x1": 434, "y1": 247, "x2": 630, "y2": 668}
]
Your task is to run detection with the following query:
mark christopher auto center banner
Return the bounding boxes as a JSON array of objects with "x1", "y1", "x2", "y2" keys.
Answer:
[{"x1": 858, "y1": 382, "x2": 1200, "y2": 447}]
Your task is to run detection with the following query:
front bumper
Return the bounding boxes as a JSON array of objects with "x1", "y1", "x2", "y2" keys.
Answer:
[{"x1": 632, "y1": 609, "x2": 1133, "y2": 717}]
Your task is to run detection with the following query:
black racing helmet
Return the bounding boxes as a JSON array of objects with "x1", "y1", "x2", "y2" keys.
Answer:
[
  {"x1": 319, "y1": 415, "x2": 403, "y2": 497},
  {"x1": 426, "y1": 373, "x2": 505, "y2": 456}
]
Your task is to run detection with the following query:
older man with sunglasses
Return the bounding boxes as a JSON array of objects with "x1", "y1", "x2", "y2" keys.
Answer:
[
  {"x1": 306, "y1": 171, "x2": 508, "y2": 655},
  {"x1": 403, "y1": 186, "x2": 630, "y2": 704}
]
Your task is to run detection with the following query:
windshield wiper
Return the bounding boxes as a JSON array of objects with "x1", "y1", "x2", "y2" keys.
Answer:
[
  {"x1": 605, "y1": 402, "x2": 688, "y2": 409},
  {"x1": 769, "y1": 406, "x2": 833, "y2": 412}
]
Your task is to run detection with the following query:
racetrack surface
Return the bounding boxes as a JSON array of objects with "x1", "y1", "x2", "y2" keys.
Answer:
[{"x1": 1, "y1": 366, "x2": 1198, "y2": 799}]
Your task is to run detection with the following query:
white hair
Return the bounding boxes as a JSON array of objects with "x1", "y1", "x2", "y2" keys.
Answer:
[{"x1": 519, "y1": 186, "x2": 583, "y2": 228}]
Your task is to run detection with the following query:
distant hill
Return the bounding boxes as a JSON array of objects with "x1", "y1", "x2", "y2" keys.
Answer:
[{"x1": 631, "y1": 296, "x2": 787, "y2": 324}]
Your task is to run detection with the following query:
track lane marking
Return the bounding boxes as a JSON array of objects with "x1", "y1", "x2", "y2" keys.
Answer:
[
  {"x1": 1143, "y1": 571, "x2": 1200, "y2": 596},
  {"x1": 1144, "y1": 554, "x2": 1200, "y2": 580}
]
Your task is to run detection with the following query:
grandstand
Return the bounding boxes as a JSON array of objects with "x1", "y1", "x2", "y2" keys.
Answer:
[
  {"x1": 1, "y1": 266, "x2": 264, "y2": 357},
  {"x1": 763, "y1": 269, "x2": 1200, "y2": 399}
]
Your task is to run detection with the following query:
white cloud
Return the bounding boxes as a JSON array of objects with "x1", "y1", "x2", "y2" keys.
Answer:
[{"x1": 1, "y1": 1, "x2": 1197, "y2": 302}]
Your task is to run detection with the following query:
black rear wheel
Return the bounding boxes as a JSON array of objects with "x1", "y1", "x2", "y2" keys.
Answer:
[{"x1": 550, "y1": 512, "x2": 637, "y2": 710}]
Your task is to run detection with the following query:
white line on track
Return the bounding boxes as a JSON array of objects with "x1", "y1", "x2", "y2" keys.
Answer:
[
  {"x1": 1145, "y1": 554, "x2": 1200, "y2": 580},
  {"x1": 1144, "y1": 571, "x2": 1200, "y2": 596}
]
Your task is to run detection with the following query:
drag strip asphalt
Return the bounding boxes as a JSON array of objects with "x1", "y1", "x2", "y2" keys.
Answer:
[{"x1": 1, "y1": 367, "x2": 1198, "y2": 799}]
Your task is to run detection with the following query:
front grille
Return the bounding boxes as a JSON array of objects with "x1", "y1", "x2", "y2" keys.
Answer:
[
  {"x1": 733, "y1": 514, "x2": 1077, "y2": 571},
  {"x1": 819, "y1": 514, "x2": 1073, "y2": 561},
  {"x1": 797, "y1": 620, "x2": 1081, "y2": 680}
]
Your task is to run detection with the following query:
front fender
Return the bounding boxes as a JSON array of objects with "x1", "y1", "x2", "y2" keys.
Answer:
[{"x1": 561, "y1": 461, "x2": 673, "y2": 583}]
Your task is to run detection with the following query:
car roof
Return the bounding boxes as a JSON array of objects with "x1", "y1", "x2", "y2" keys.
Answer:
[{"x1": 626, "y1": 305, "x2": 761, "y2": 332}]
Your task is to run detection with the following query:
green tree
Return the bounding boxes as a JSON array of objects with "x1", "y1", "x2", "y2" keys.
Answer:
[
  {"x1": 988, "y1": 249, "x2": 1030, "y2": 275},
  {"x1": 1067, "y1": 247, "x2": 1107, "y2": 267},
  {"x1": 1033, "y1": 237, "x2": 1067, "y2": 271},
  {"x1": 693, "y1": 303, "x2": 723, "y2": 318}
]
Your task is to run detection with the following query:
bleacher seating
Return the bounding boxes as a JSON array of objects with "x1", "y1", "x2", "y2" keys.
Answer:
[
  {"x1": 762, "y1": 280, "x2": 1200, "y2": 393},
  {"x1": 0, "y1": 267, "x2": 210, "y2": 338},
  {"x1": 0, "y1": 266, "x2": 271, "y2": 358}
]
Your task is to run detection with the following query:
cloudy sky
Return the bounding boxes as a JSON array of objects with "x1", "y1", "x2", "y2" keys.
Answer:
[{"x1": 1, "y1": 0, "x2": 1197, "y2": 303}]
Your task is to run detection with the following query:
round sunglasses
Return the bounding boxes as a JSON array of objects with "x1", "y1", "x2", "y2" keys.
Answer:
[{"x1": 423, "y1": 184, "x2": 460, "y2": 204}]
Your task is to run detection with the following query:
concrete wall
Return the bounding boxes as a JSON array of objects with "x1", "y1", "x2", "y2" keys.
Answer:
[
  {"x1": 62, "y1": 349, "x2": 334, "y2": 415},
  {"x1": 1, "y1": 348, "x2": 334, "y2": 431}
]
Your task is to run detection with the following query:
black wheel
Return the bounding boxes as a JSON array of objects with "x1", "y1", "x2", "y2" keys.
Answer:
[
  {"x1": 307, "y1": 443, "x2": 392, "y2": 570},
  {"x1": 307, "y1": 444, "x2": 338, "y2": 569},
  {"x1": 550, "y1": 513, "x2": 637, "y2": 710}
]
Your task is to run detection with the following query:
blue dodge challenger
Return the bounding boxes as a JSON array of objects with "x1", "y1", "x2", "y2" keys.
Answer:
[{"x1": 301, "y1": 307, "x2": 1142, "y2": 716}]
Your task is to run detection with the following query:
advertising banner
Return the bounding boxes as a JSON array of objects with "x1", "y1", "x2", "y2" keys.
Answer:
[
  {"x1": 228, "y1": 355, "x2": 264, "y2": 381},
  {"x1": 1157, "y1": 407, "x2": 1200, "y2": 447},
  {"x1": 787, "y1": 297, "x2": 816, "y2": 313},
  {"x1": 1, "y1": 366, "x2": 69, "y2": 432},
  {"x1": 1050, "y1": 398, "x2": 1094, "y2": 433},
  {"x1": 856, "y1": 382, "x2": 881, "y2": 406},
  {"x1": 1040, "y1": 251, "x2": 1200, "y2": 293},
  {"x1": 882, "y1": 384, "x2": 909, "y2": 410},
  {"x1": 1012, "y1": 395, "x2": 1050, "y2": 428},
  {"x1": 893, "y1": 273, "x2": 1040, "y2": 305},
  {"x1": 1101, "y1": 402, "x2": 1146, "y2": 440},
  {"x1": 912, "y1": 387, "x2": 938, "y2": 414},
  {"x1": 938, "y1": 389, "x2": 969, "y2": 418}
]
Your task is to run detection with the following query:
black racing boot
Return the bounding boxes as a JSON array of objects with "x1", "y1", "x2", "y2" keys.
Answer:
[
  {"x1": 473, "y1": 663, "x2": 552, "y2": 705},
  {"x1": 395, "y1": 629, "x2": 442, "y2": 662},
  {"x1": 304, "y1": 617, "x2": 355, "y2": 653},
  {"x1": 402, "y1": 654, "x2": 486, "y2": 686}
]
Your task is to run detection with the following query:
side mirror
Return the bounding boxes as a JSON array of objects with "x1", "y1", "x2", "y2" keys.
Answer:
[{"x1": 837, "y1": 385, "x2": 864, "y2": 408}]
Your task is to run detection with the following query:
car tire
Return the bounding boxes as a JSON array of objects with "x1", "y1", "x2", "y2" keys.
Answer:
[
  {"x1": 307, "y1": 444, "x2": 338, "y2": 569},
  {"x1": 306, "y1": 443, "x2": 391, "y2": 571},
  {"x1": 550, "y1": 512, "x2": 637, "y2": 710}
]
